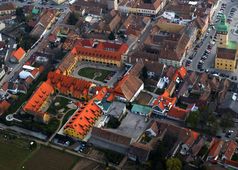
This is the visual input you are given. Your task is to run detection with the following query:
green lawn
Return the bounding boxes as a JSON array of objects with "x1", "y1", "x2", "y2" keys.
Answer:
[
  {"x1": 0, "y1": 133, "x2": 79, "y2": 170},
  {"x1": 78, "y1": 67, "x2": 114, "y2": 81},
  {"x1": 0, "y1": 135, "x2": 34, "y2": 170},
  {"x1": 47, "y1": 96, "x2": 72, "y2": 115}
]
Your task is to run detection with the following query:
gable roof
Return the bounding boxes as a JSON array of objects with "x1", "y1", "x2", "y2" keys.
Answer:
[
  {"x1": 208, "y1": 139, "x2": 224, "y2": 160},
  {"x1": 0, "y1": 2, "x2": 16, "y2": 11},
  {"x1": 11, "y1": 47, "x2": 26, "y2": 61},
  {"x1": 23, "y1": 82, "x2": 54, "y2": 114},
  {"x1": 167, "y1": 106, "x2": 188, "y2": 121},
  {"x1": 222, "y1": 140, "x2": 237, "y2": 160},
  {"x1": 91, "y1": 127, "x2": 132, "y2": 146},
  {"x1": 114, "y1": 74, "x2": 143, "y2": 101}
]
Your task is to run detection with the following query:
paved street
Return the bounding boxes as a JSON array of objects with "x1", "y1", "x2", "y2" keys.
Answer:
[
  {"x1": 183, "y1": 0, "x2": 238, "y2": 82},
  {"x1": 0, "y1": 4, "x2": 70, "y2": 87}
]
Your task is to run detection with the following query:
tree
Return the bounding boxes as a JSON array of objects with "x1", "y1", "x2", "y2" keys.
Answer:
[
  {"x1": 166, "y1": 157, "x2": 182, "y2": 170},
  {"x1": 108, "y1": 32, "x2": 115, "y2": 40},
  {"x1": 67, "y1": 12, "x2": 78, "y2": 25},
  {"x1": 16, "y1": 7, "x2": 25, "y2": 22},
  {"x1": 142, "y1": 66, "x2": 148, "y2": 80},
  {"x1": 186, "y1": 110, "x2": 200, "y2": 128},
  {"x1": 220, "y1": 112, "x2": 234, "y2": 129}
]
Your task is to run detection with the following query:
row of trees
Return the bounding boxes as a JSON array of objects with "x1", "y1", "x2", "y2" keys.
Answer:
[{"x1": 186, "y1": 106, "x2": 234, "y2": 135}]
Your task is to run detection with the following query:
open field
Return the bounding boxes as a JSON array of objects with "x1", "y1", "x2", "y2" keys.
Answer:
[
  {"x1": 23, "y1": 146, "x2": 79, "y2": 170},
  {"x1": 72, "y1": 159, "x2": 106, "y2": 170},
  {"x1": 0, "y1": 135, "x2": 33, "y2": 170},
  {"x1": 78, "y1": 67, "x2": 114, "y2": 81}
]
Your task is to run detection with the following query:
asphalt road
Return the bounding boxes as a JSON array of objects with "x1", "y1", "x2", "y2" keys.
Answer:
[
  {"x1": 184, "y1": 0, "x2": 238, "y2": 82},
  {"x1": 0, "y1": 6, "x2": 70, "y2": 87}
]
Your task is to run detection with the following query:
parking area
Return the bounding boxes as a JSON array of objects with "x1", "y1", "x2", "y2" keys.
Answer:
[{"x1": 184, "y1": 0, "x2": 238, "y2": 82}]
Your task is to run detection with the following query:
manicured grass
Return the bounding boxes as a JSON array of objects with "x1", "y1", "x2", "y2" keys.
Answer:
[
  {"x1": 0, "y1": 135, "x2": 34, "y2": 170},
  {"x1": 78, "y1": 67, "x2": 113, "y2": 81},
  {"x1": 23, "y1": 146, "x2": 79, "y2": 170},
  {"x1": 47, "y1": 96, "x2": 71, "y2": 115}
]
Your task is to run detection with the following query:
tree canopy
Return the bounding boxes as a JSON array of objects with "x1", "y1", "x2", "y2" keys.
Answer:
[
  {"x1": 166, "y1": 157, "x2": 182, "y2": 170},
  {"x1": 67, "y1": 12, "x2": 78, "y2": 25}
]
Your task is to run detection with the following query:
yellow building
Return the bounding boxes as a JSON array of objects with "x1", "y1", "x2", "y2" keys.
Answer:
[
  {"x1": 57, "y1": 53, "x2": 78, "y2": 75},
  {"x1": 215, "y1": 14, "x2": 238, "y2": 71},
  {"x1": 215, "y1": 48, "x2": 237, "y2": 71},
  {"x1": 73, "y1": 39, "x2": 128, "y2": 68}
]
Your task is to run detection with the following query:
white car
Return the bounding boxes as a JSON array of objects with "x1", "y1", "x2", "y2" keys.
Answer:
[{"x1": 210, "y1": 40, "x2": 216, "y2": 45}]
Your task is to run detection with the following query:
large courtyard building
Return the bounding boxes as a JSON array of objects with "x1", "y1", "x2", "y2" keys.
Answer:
[{"x1": 72, "y1": 39, "x2": 128, "y2": 67}]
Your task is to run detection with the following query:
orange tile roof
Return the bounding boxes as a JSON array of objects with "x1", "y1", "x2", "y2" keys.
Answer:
[
  {"x1": 172, "y1": 66, "x2": 187, "y2": 81},
  {"x1": 0, "y1": 100, "x2": 11, "y2": 115},
  {"x1": 47, "y1": 72, "x2": 92, "y2": 99},
  {"x1": 64, "y1": 88, "x2": 107, "y2": 139},
  {"x1": 23, "y1": 82, "x2": 54, "y2": 115},
  {"x1": 153, "y1": 91, "x2": 177, "y2": 111},
  {"x1": 11, "y1": 47, "x2": 26, "y2": 61},
  {"x1": 223, "y1": 140, "x2": 237, "y2": 160},
  {"x1": 208, "y1": 139, "x2": 224, "y2": 160},
  {"x1": 167, "y1": 106, "x2": 188, "y2": 120},
  {"x1": 184, "y1": 130, "x2": 199, "y2": 146},
  {"x1": 224, "y1": 160, "x2": 238, "y2": 168}
]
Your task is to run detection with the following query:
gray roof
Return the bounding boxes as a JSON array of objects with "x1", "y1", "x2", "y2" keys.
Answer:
[{"x1": 219, "y1": 92, "x2": 238, "y2": 113}]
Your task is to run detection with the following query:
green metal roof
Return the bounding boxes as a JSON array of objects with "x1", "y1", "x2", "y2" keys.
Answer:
[
  {"x1": 227, "y1": 41, "x2": 238, "y2": 50},
  {"x1": 131, "y1": 104, "x2": 152, "y2": 115},
  {"x1": 216, "y1": 14, "x2": 228, "y2": 33},
  {"x1": 32, "y1": 8, "x2": 39, "y2": 15}
]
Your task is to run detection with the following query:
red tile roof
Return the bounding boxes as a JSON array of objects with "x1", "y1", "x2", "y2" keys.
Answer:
[
  {"x1": 223, "y1": 140, "x2": 237, "y2": 160},
  {"x1": 153, "y1": 90, "x2": 177, "y2": 111},
  {"x1": 0, "y1": 100, "x2": 10, "y2": 115},
  {"x1": 224, "y1": 160, "x2": 238, "y2": 168},
  {"x1": 167, "y1": 106, "x2": 188, "y2": 121},
  {"x1": 11, "y1": 47, "x2": 26, "y2": 61},
  {"x1": 208, "y1": 139, "x2": 224, "y2": 160},
  {"x1": 74, "y1": 39, "x2": 128, "y2": 61}
]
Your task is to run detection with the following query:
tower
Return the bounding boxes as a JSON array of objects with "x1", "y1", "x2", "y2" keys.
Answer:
[{"x1": 215, "y1": 14, "x2": 228, "y2": 48}]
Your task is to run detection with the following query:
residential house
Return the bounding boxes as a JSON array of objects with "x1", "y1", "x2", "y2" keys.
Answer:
[
  {"x1": 107, "y1": 101, "x2": 126, "y2": 121},
  {"x1": 0, "y1": 3, "x2": 16, "y2": 15},
  {"x1": 221, "y1": 140, "x2": 237, "y2": 160},
  {"x1": 114, "y1": 74, "x2": 144, "y2": 102},
  {"x1": 30, "y1": 9, "x2": 57, "y2": 38},
  {"x1": 0, "y1": 100, "x2": 10, "y2": 116},
  {"x1": 131, "y1": 104, "x2": 152, "y2": 117},
  {"x1": 207, "y1": 138, "x2": 224, "y2": 161},
  {"x1": 90, "y1": 126, "x2": 132, "y2": 154},
  {"x1": 23, "y1": 82, "x2": 54, "y2": 123},
  {"x1": 9, "y1": 47, "x2": 26, "y2": 63},
  {"x1": 217, "y1": 92, "x2": 238, "y2": 121}
]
